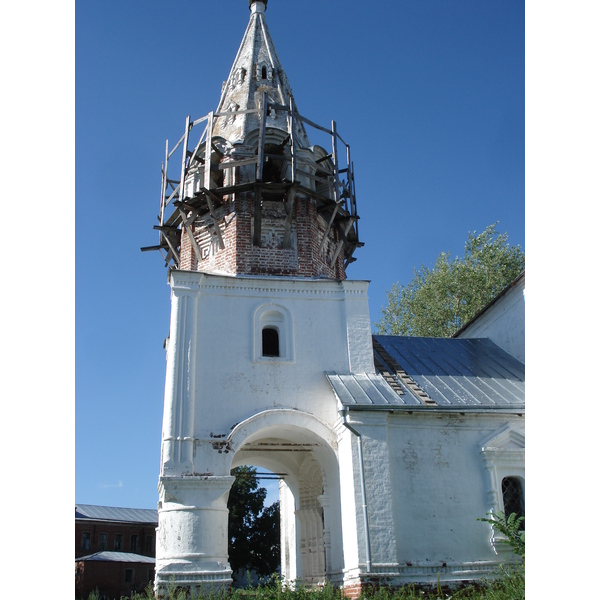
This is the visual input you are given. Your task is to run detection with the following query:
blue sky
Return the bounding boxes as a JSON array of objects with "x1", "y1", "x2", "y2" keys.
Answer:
[{"x1": 73, "y1": 0, "x2": 525, "y2": 510}]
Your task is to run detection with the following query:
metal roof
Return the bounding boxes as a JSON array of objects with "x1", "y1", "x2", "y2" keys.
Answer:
[
  {"x1": 325, "y1": 372, "x2": 421, "y2": 408},
  {"x1": 75, "y1": 504, "x2": 158, "y2": 524},
  {"x1": 372, "y1": 335, "x2": 525, "y2": 409},
  {"x1": 76, "y1": 551, "x2": 155, "y2": 564}
]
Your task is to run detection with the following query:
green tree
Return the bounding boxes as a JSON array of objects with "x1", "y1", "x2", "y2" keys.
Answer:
[
  {"x1": 228, "y1": 466, "x2": 280, "y2": 580},
  {"x1": 375, "y1": 223, "x2": 524, "y2": 337}
]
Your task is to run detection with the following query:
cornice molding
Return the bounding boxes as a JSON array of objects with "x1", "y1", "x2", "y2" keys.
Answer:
[{"x1": 169, "y1": 269, "x2": 369, "y2": 299}]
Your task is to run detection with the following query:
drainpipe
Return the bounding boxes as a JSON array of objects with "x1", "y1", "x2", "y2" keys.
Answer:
[{"x1": 340, "y1": 408, "x2": 372, "y2": 573}]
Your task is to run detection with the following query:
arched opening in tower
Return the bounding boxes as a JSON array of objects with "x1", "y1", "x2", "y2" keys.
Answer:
[
  {"x1": 230, "y1": 434, "x2": 331, "y2": 589},
  {"x1": 227, "y1": 464, "x2": 281, "y2": 588},
  {"x1": 261, "y1": 143, "x2": 287, "y2": 189}
]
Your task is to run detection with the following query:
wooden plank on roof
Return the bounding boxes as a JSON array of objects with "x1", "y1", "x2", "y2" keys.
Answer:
[
  {"x1": 218, "y1": 157, "x2": 258, "y2": 171},
  {"x1": 297, "y1": 113, "x2": 332, "y2": 136},
  {"x1": 178, "y1": 207, "x2": 203, "y2": 266},
  {"x1": 200, "y1": 187, "x2": 225, "y2": 250},
  {"x1": 318, "y1": 201, "x2": 341, "y2": 255},
  {"x1": 256, "y1": 92, "x2": 268, "y2": 182},
  {"x1": 289, "y1": 96, "x2": 297, "y2": 183},
  {"x1": 204, "y1": 112, "x2": 214, "y2": 190},
  {"x1": 282, "y1": 182, "x2": 299, "y2": 248},
  {"x1": 295, "y1": 168, "x2": 333, "y2": 187}
]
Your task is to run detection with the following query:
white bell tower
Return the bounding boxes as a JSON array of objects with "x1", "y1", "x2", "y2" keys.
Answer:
[{"x1": 143, "y1": 2, "x2": 376, "y2": 596}]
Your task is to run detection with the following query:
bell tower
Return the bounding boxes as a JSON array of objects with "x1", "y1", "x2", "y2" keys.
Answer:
[
  {"x1": 145, "y1": 2, "x2": 374, "y2": 596},
  {"x1": 146, "y1": 0, "x2": 360, "y2": 279}
]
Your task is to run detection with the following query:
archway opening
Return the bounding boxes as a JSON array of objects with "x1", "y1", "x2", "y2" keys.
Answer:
[
  {"x1": 227, "y1": 464, "x2": 281, "y2": 588},
  {"x1": 231, "y1": 427, "x2": 335, "y2": 589}
]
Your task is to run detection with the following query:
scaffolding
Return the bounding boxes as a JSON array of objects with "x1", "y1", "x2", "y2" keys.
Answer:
[{"x1": 141, "y1": 92, "x2": 361, "y2": 270}]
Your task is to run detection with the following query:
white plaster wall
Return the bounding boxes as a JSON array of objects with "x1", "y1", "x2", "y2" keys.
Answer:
[
  {"x1": 351, "y1": 412, "x2": 524, "y2": 578},
  {"x1": 457, "y1": 276, "x2": 525, "y2": 363},
  {"x1": 164, "y1": 271, "x2": 373, "y2": 463}
]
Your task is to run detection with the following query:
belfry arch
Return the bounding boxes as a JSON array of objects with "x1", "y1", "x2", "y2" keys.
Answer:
[{"x1": 229, "y1": 410, "x2": 344, "y2": 587}]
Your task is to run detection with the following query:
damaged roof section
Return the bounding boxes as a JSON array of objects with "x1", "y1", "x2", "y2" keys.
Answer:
[
  {"x1": 373, "y1": 335, "x2": 525, "y2": 409},
  {"x1": 327, "y1": 336, "x2": 525, "y2": 411},
  {"x1": 325, "y1": 372, "x2": 422, "y2": 408}
]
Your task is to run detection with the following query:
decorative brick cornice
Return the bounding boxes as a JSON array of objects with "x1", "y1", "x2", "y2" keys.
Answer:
[{"x1": 169, "y1": 269, "x2": 369, "y2": 299}]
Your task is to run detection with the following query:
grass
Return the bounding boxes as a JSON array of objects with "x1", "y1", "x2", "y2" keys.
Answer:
[{"x1": 88, "y1": 566, "x2": 524, "y2": 600}]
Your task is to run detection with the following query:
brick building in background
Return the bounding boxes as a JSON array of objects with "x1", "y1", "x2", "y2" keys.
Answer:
[{"x1": 75, "y1": 504, "x2": 157, "y2": 599}]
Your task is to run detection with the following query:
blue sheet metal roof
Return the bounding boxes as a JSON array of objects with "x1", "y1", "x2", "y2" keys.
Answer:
[
  {"x1": 76, "y1": 551, "x2": 155, "y2": 564},
  {"x1": 372, "y1": 335, "x2": 524, "y2": 409},
  {"x1": 75, "y1": 504, "x2": 158, "y2": 524},
  {"x1": 325, "y1": 372, "x2": 421, "y2": 408}
]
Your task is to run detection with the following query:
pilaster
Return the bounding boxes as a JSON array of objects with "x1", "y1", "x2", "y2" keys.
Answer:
[{"x1": 161, "y1": 275, "x2": 199, "y2": 475}]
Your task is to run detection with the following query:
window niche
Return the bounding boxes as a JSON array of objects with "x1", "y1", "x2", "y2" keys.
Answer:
[
  {"x1": 262, "y1": 327, "x2": 280, "y2": 357},
  {"x1": 479, "y1": 424, "x2": 525, "y2": 556},
  {"x1": 502, "y1": 476, "x2": 525, "y2": 530},
  {"x1": 258, "y1": 63, "x2": 271, "y2": 82},
  {"x1": 114, "y1": 533, "x2": 124, "y2": 551},
  {"x1": 81, "y1": 531, "x2": 91, "y2": 550},
  {"x1": 254, "y1": 303, "x2": 294, "y2": 362}
]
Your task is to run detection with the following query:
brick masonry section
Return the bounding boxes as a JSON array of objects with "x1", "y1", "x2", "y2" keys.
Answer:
[{"x1": 180, "y1": 191, "x2": 346, "y2": 280}]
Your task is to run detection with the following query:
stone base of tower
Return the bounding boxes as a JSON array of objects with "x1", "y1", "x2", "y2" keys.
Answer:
[
  {"x1": 155, "y1": 475, "x2": 235, "y2": 599},
  {"x1": 154, "y1": 566, "x2": 232, "y2": 599}
]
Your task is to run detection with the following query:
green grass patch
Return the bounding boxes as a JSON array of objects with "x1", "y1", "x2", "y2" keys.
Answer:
[{"x1": 102, "y1": 565, "x2": 523, "y2": 600}]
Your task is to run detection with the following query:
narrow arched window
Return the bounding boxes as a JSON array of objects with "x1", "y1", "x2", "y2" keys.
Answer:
[
  {"x1": 261, "y1": 65, "x2": 268, "y2": 80},
  {"x1": 262, "y1": 327, "x2": 279, "y2": 357},
  {"x1": 501, "y1": 477, "x2": 525, "y2": 530}
]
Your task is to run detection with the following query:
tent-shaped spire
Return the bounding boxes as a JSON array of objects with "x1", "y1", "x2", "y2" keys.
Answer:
[{"x1": 212, "y1": 0, "x2": 310, "y2": 147}]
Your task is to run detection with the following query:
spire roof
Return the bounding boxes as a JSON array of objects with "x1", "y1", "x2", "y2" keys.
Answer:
[{"x1": 212, "y1": 0, "x2": 310, "y2": 147}]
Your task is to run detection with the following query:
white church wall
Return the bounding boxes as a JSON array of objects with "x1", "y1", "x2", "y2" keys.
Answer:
[
  {"x1": 335, "y1": 410, "x2": 524, "y2": 586},
  {"x1": 457, "y1": 275, "x2": 525, "y2": 363},
  {"x1": 164, "y1": 270, "x2": 373, "y2": 452}
]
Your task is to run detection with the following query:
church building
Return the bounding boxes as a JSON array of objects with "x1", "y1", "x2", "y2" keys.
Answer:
[{"x1": 144, "y1": 2, "x2": 525, "y2": 597}]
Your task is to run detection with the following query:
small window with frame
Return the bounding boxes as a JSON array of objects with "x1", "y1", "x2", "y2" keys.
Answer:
[
  {"x1": 501, "y1": 476, "x2": 525, "y2": 530},
  {"x1": 114, "y1": 533, "x2": 123, "y2": 551},
  {"x1": 81, "y1": 531, "x2": 91, "y2": 550},
  {"x1": 98, "y1": 533, "x2": 108, "y2": 551},
  {"x1": 262, "y1": 326, "x2": 280, "y2": 357},
  {"x1": 254, "y1": 304, "x2": 294, "y2": 363}
]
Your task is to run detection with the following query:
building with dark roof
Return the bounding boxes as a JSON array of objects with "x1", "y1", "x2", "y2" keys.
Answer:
[
  {"x1": 75, "y1": 504, "x2": 158, "y2": 559},
  {"x1": 75, "y1": 505, "x2": 158, "y2": 599},
  {"x1": 75, "y1": 551, "x2": 155, "y2": 600}
]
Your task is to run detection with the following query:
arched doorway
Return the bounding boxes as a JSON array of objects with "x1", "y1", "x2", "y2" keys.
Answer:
[
  {"x1": 228, "y1": 410, "x2": 343, "y2": 587},
  {"x1": 227, "y1": 464, "x2": 281, "y2": 587}
]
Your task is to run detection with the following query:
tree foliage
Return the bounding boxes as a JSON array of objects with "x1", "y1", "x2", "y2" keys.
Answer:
[
  {"x1": 375, "y1": 223, "x2": 524, "y2": 337},
  {"x1": 228, "y1": 466, "x2": 280, "y2": 579}
]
